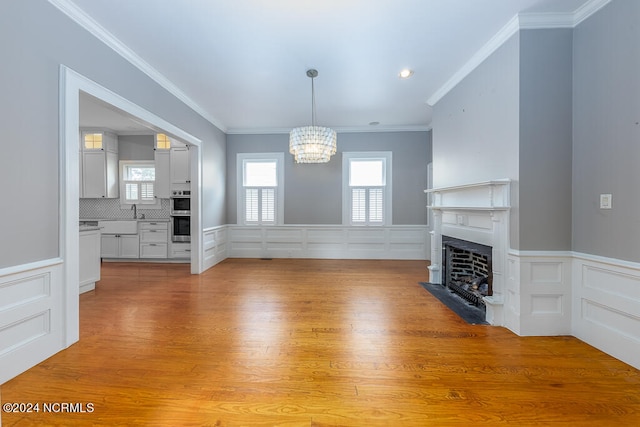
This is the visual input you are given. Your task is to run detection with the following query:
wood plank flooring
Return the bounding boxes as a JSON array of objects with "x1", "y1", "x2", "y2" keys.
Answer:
[{"x1": 2, "y1": 258, "x2": 639, "y2": 426}]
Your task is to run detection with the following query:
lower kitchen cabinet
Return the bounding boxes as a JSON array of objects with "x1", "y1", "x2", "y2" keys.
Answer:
[
  {"x1": 79, "y1": 228, "x2": 101, "y2": 293},
  {"x1": 101, "y1": 234, "x2": 140, "y2": 258},
  {"x1": 139, "y1": 221, "x2": 168, "y2": 258},
  {"x1": 170, "y1": 242, "x2": 191, "y2": 259}
]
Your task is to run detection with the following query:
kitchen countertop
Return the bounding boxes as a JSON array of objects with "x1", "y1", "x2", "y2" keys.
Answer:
[
  {"x1": 79, "y1": 220, "x2": 100, "y2": 232},
  {"x1": 80, "y1": 218, "x2": 170, "y2": 222},
  {"x1": 79, "y1": 218, "x2": 170, "y2": 232}
]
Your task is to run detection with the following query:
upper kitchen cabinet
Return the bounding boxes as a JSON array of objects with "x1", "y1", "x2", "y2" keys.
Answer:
[
  {"x1": 80, "y1": 130, "x2": 119, "y2": 198},
  {"x1": 154, "y1": 133, "x2": 171, "y2": 199},
  {"x1": 170, "y1": 141, "x2": 190, "y2": 188}
]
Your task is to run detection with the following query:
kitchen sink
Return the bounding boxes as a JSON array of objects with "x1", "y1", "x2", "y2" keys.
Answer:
[{"x1": 98, "y1": 220, "x2": 138, "y2": 234}]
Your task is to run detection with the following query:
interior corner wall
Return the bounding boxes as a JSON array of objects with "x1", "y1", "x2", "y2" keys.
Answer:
[
  {"x1": 226, "y1": 131, "x2": 431, "y2": 225},
  {"x1": 431, "y1": 33, "x2": 521, "y2": 249},
  {"x1": 572, "y1": 0, "x2": 640, "y2": 263},
  {"x1": 518, "y1": 29, "x2": 573, "y2": 251},
  {"x1": 0, "y1": 1, "x2": 226, "y2": 268}
]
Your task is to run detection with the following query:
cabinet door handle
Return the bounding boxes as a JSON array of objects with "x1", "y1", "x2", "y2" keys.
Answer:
[
  {"x1": 150, "y1": 244, "x2": 157, "y2": 246},
  {"x1": 150, "y1": 230, "x2": 157, "y2": 232}
]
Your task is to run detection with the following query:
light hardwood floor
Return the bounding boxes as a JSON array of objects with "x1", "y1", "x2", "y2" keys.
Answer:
[{"x1": 2, "y1": 259, "x2": 639, "y2": 426}]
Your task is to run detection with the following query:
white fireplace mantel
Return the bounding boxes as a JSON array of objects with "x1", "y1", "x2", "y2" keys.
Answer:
[
  {"x1": 425, "y1": 179, "x2": 511, "y2": 210},
  {"x1": 424, "y1": 179, "x2": 511, "y2": 326}
]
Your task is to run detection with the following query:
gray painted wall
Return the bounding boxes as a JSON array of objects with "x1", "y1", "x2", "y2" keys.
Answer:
[
  {"x1": 431, "y1": 34, "x2": 521, "y2": 248},
  {"x1": 226, "y1": 131, "x2": 431, "y2": 225},
  {"x1": 572, "y1": 0, "x2": 640, "y2": 262},
  {"x1": 518, "y1": 29, "x2": 573, "y2": 251},
  {"x1": 0, "y1": 1, "x2": 226, "y2": 269}
]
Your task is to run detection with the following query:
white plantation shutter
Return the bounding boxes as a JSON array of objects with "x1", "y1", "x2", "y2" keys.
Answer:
[
  {"x1": 125, "y1": 183, "x2": 138, "y2": 201},
  {"x1": 368, "y1": 188, "x2": 383, "y2": 223},
  {"x1": 350, "y1": 187, "x2": 383, "y2": 224},
  {"x1": 351, "y1": 189, "x2": 366, "y2": 223},
  {"x1": 124, "y1": 181, "x2": 155, "y2": 204},
  {"x1": 140, "y1": 182, "x2": 154, "y2": 202},
  {"x1": 261, "y1": 188, "x2": 275, "y2": 223},
  {"x1": 245, "y1": 189, "x2": 259, "y2": 222},
  {"x1": 245, "y1": 188, "x2": 276, "y2": 224}
]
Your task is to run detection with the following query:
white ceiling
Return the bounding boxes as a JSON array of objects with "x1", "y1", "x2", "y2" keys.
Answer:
[{"x1": 68, "y1": 0, "x2": 595, "y2": 134}]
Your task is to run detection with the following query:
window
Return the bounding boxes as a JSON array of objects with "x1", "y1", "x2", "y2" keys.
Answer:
[
  {"x1": 83, "y1": 132, "x2": 103, "y2": 150},
  {"x1": 343, "y1": 152, "x2": 392, "y2": 226},
  {"x1": 237, "y1": 153, "x2": 284, "y2": 225},
  {"x1": 120, "y1": 161, "x2": 160, "y2": 207}
]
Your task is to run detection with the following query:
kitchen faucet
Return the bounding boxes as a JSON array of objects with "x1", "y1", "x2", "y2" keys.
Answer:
[{"x1": 131, "y1": 204, "x2": 137, "y2": 219}]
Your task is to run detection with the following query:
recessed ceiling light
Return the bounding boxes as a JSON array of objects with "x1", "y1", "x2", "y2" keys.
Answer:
[{"x1": 399, "y1": 69, "x2": 414, "y2": 79}]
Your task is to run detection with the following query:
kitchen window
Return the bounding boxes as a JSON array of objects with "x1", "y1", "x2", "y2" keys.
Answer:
[
  {"x1": 342, "y1": 152, "x2": 392, "y2": 226},
  {"x1": 237, "y1": 153, "x2": 284, "y2": 225},
  {"x1": 120, "y1": 161, "x2": 161, "y2": 208}
]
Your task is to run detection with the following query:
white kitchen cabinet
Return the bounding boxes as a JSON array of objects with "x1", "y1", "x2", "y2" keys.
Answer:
[
  {"x1": 169, "y1": 242, "x2": 191, "y2": 259},
  {"x1": 154, "y1": 150, "x2": 170, "y2": 199},
  {"x1": 139, "y1": 221, "x2": 168, "y2": 258},
  {"x1": 79, "y1": 228, "x2": 101, "y2": 293},
  {"x1": 81, "y1": 130, "x2": 118, "y2": 152},
  {"x1": 170, "y1": 146, "x2": 190, "y2": 186},
  {"x1": 101, "y1": 234, "x2": 139, "y2": 258},
  {"x1": 81, "y1": 130, "x2": 119, "y2": 198}
]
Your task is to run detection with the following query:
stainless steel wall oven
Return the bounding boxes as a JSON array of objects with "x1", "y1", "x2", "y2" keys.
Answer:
[
  {"x1": 170, "y1": 215, "x2": 190, "y2": 243},
  {"x1": 170, "y1": 190, "x2": 191, "y2": 215},
  {"x1": 170, "y1": 189, "x2": 190, "y2": 242}
]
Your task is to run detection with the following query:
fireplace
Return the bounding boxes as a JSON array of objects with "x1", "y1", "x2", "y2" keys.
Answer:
[
  {"x1": 425, "y1": 179, "x2": 510, "y2": 325},
  {"x1": 442, "y1": 236, "x2": 492, "y2": 306}
]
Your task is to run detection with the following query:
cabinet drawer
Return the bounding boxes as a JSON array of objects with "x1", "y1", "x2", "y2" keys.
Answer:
[
  {"x1": 139, "y1": 221, "x2": 168, "y2": 231},
  {"x1": 140, "y1": 229, "x2": 168, "y2": 243},
  {"x1": 170, "y1": 243, "x2": 191, "y2": 258},
  {"x1": 140, "y1": 243, "x2": 168, "y2": 258}
]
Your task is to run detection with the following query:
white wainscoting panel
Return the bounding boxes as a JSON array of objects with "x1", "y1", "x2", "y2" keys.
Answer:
[
  {"x1": 0, "y1": 260, "x2": 64, "y2": 384},
  {"x1": 227, "y1": 225, "x2": 429, "y2": 260},
  {"x1": 506, "y1": 252, "x2": 573, "y2": 336},
  {"x1": 572, "y1": 253, "x2": 640, "y2": 369},
  {"x1": 202, "y1": 226, "x2": 228, "y2": 271}
]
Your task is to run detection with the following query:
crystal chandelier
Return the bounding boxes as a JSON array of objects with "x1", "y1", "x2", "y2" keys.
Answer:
[{"x1": 289, "y1": 69, "x2": 337, "y2": 163}]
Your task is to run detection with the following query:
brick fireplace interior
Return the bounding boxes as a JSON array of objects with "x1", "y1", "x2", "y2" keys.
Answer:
[{"x1": 442, "y1": 235, "x2": 492, "y2": 307}]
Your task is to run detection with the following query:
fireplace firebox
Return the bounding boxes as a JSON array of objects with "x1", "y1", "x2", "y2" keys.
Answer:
[{"x1": 442, "y1": 236, "x2": 492, "y2": 306}]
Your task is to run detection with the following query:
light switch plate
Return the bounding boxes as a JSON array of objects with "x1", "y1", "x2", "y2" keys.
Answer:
[{"x1": 600, "y1": 194, "x2": 612, "y2": 209}]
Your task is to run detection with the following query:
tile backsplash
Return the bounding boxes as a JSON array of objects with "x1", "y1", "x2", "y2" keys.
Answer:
[{"x1": 80, "y1": 198, "x2": 170, "y2": 220}]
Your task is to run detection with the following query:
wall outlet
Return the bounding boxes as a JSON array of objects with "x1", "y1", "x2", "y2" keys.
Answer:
[{"x1": 600, "y1": 194, "x2": 612, "y2": 209}]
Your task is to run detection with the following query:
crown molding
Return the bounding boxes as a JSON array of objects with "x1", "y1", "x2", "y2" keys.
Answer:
[
  {"x1": 427, "y1": 0, "x2": 612, "y2": 106},
  {"x1": 47, "y1": 0, "x2": 227, "y2": 133},
  {"x1": 226, "y1": 124, "x2": 432, "y2": 135},
  {"x1": 518, "y1": 12, "x2": 574, "y2": 29},
  {"x1": 573, "y1": 0, "x2": 611, "y2": 26},
  {"x1": 427, "y1": 14, "x2": 520, "y2": 106}
]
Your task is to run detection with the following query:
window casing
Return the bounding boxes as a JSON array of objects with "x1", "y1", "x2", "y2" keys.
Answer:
[
  {"x1": 237, "y1": 153, "x2": 284, "y2": 225},
  {"x1": 119, "y1": 160, "x2": 160, "y2": 208},
  {"x1": 343, "y1": 152, "x2": 392, "y2": 226}
]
